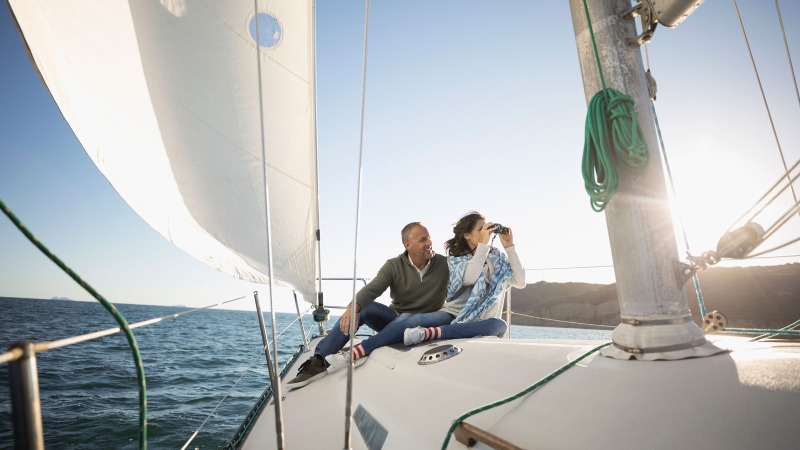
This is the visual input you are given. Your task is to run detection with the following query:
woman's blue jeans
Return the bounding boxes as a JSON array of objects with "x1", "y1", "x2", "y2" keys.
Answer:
[
  {"x1": 314, "y1": 303, "x2": 508, "y2": 357},
  {"x1": 440, "y1": 317, "x2": 507, "y2": 340},
  {"x1": 361, "y1": 311, "x2": 454, "y2": 353},
  {"x1": 361, "y1": 312, "x2": 507, "y2": 354}
]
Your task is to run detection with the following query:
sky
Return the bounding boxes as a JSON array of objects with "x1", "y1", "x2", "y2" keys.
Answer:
[{"x1": 1, "y1": 1, "x2": 799, "y2": 314}]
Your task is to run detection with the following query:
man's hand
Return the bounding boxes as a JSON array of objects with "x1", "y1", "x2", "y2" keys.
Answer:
[{"x1": 339, "y1": 303, "x2": 361, "y2": 334}]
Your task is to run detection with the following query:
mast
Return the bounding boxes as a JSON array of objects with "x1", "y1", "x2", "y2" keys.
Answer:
[{"x1": 568, "y1": 0, "x2": 721, "y2": 360}]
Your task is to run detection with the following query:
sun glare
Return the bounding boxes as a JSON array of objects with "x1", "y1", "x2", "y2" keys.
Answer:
[
  {"x1": 666, "y1": 146, "x2": 756, "y2": 258},
  {"x1": 667, "y1": 143, "x2": 800, "y2": 263}
]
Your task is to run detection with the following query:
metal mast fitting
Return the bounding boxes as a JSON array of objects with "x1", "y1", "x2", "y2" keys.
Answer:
[{"x1": 624, "y1": 0, "x2": 706, "y2": 45}]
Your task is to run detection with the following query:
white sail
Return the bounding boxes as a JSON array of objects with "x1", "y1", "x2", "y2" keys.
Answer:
[{"x1": 9, "y1": 0, "x2": 318, "y2": 301}]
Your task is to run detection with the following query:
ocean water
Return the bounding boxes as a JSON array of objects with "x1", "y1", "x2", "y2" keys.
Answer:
[{"x1": 0, "y1": 297, "x2": 611, "y2": 449}]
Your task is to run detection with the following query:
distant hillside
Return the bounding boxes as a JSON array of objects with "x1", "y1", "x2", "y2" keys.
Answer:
[{"x1": 510, "y1": 264, "x2": 800, "y2": 330}]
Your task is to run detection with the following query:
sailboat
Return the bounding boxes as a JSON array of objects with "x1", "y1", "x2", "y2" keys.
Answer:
[{"x1": 3, "y1": 0, "x2": 800, "y2": 449}]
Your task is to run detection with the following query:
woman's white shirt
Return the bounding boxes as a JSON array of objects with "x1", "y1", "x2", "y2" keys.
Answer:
[{"x1": 440, "y1": 243, "x2": 525, "y2": 318}]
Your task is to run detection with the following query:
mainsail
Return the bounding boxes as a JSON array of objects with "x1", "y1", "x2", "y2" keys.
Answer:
[{"x1": 9, "y1": 0, "x2": 319, "y2": 301}]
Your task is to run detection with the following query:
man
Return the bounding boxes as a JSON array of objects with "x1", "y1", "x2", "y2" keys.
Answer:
[{"x1": 287, "y1": 222, "x2": 448, "y2": 388}]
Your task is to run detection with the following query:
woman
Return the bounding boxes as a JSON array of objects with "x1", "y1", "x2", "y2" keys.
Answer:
[
  {"x1": 326, "y1": 211, "x2": 525, "y2": 369},
  {"x1": 403, "y1": 211, "x2": 526, "y2": 345}
]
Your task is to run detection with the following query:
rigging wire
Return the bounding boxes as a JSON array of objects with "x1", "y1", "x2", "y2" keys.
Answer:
[
  {"x1": 669, "y1": 2, "x2": 800, "y2": 266},
  {"x1": 509, "y1": 311, "x2": 615, "y2": 329},
  {"x1": 717, "y1": 158, "x2": 800, "y2": 259},
  {"x1": 523, "y1": 253, "x2": 800, "y2": 273},
  {"x1": 311, "y1": 0, "x2": 324, "y2": 306},
  {"x1": 722, "y1": 326, "x2": 800, "y2": 337},
  {"x1": 182, "y1": 350, "x2": 269, "y2": 450},
  {"x1": 732, "y1": 0, "x2": 800, "y2": 223},
  {"x1": 344, "y1": 1, "x2": 372, "y2": 447},
  {"x1": 774, "y1": 0, "x2": 800, "y2": 111},
  {"x1": 526, "y1": 265, "x2": 612, "y2": 271},
  {"x1": 746, "y1": 168, "x2": 800, "y2": 241},
  {"x1": 182, "y1": 306, "x2": 313, "y2": 450},
  {"x1": 643, "y1": 46, "x2": 690, "y2": 249},
  {"x1": 252, "y1": 0, "x2": 285, "y2": 447},
  {"x1": 747, "y1": 234, "x2": 800, "y2": 259},
  {"x1": 642, "y1": 43, "x2": 709, "y2": 317},
  {"x1": 0, "y1": 197, "x2": 149, "y2": 450},
  {"x1": 751, "y1": 317, "x2": 800, "y2": 342},
  {"x1": 728, "y1": 159, "x2": 800, "y2": 232}
]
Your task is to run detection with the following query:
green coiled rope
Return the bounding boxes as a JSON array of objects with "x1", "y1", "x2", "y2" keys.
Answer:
[
  {"x1": 582, "y1": 88, "x2": 649, "y2": 211},
  {"x1": 0, "y1": 197, "x2": 147, "y2": 449},
  {"x1": 580, "y1": 0, "x2": 649, "y2": 212}
]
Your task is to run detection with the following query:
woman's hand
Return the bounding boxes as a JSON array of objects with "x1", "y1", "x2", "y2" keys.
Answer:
[
  {"x1": 480, "y1": 222, "x2": 493, "y2": 245},
  {"x1": 499, "y1": 226, "x2": 514, "y2": 248}
]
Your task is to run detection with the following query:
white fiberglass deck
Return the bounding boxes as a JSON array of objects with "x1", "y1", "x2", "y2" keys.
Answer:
[{"x1": 240, "y1": 334, "x2": 800, "y2": 449}]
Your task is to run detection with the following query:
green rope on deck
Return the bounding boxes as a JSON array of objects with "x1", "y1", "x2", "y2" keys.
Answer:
[
  {"x1": 440, "y1": 342, "x2": 610, "y2": 449},
  {"x1": 0, "y1": 197, "x2": 147, "y2": 449},
  {"x1": 580, "y1": 0, "x2": 649, "y2": 212}
]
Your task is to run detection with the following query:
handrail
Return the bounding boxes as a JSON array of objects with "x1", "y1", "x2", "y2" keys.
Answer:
[
  {"x1": 293, "y1": 291, "x2": 310, "y2": 351},
  {"x1": 1, "y1": 196, "x2": 148, "y2": 449},
  {"x1": 183, "y1": 305, "x2": 313, "y2": 450},
  {"x1": 0, "y1": 347, "x2": 24, "y2": 365},
  {"x1": 0, "y1": 296, "x2": 248, "y2": 364},
  {"x1": 3, "y1": 294, "x2": 310, "y2": 449},
  {"x1": 8, "y1": 341, "x2": 44, "y2": 449},
  {"x1": 318, "y1": 276, "x2": 369, "y2": 285}
]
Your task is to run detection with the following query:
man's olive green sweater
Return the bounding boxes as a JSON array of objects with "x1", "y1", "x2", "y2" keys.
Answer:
[{"x1": 355, "y1": 252, "x2": 448, "y2": 314}]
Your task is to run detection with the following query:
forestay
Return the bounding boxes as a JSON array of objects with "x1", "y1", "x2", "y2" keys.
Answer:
[{"x1": 9, "y1": 0, "x2": 319, "y2": 301}]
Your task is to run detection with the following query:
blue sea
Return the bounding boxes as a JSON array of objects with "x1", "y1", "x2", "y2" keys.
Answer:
[{"x1": 0, "y1": 297, "x2": 611, "y2": 449}]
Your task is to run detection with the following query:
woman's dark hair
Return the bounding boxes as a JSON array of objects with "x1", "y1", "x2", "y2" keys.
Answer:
[{"x1": 444, "y1": 211, "x2": 485, "y2": 257}]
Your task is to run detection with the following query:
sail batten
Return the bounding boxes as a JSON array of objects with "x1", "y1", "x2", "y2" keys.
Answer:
[{"x1": 10, "y1": 0, "x2": 319, "y2": 301}]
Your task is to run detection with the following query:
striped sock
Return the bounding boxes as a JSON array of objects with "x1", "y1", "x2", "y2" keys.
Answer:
[
  {"x1": 424, "y1": 326, "x2": 443, "y2": 341},
  {"x1": 351, "y1": 344, "x2": 367, "y2": 360}
]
